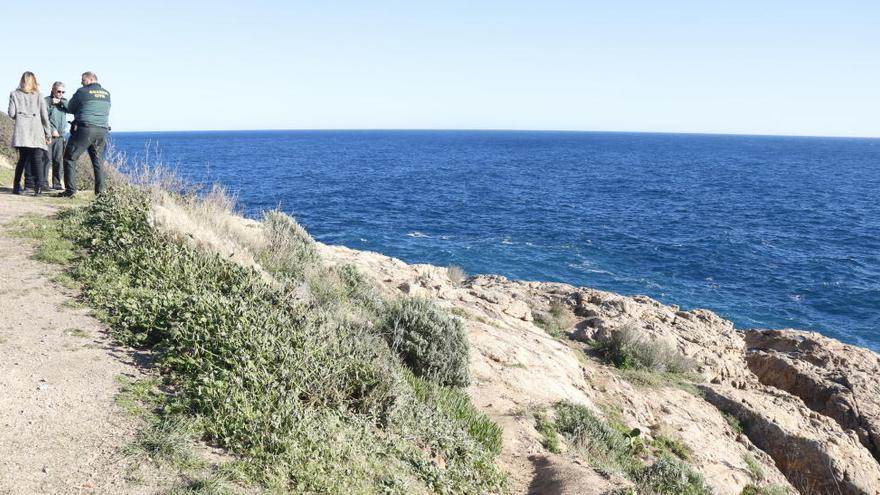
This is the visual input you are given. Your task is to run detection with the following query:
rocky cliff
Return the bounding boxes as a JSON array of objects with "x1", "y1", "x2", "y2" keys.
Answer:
[{"x1": 318, "y1": 243, "x2": 880, "y2": 495}]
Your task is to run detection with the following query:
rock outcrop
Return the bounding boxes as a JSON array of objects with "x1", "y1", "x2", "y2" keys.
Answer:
[{"x1": 317, "y1": 243, "x2": 880, "y2": 495}]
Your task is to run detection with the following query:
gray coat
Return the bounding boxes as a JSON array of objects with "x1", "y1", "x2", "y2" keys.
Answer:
[{"x1": 8, "y1": 89, "x2": 50, "y2": 150}]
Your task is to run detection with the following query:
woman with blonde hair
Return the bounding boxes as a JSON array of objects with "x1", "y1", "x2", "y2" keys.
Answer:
[{"x1": 7, "y1": 71, "x2": 51, "y2": 196}]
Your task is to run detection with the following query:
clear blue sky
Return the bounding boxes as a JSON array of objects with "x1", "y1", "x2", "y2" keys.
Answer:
[{"x1": 4, "y1": 1, "x2": 878, "y2": 136}]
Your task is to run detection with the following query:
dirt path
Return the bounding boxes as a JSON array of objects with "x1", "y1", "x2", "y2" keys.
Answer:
[{"x1": 0, "y1": 192, "x2": 166, "y2": 494}]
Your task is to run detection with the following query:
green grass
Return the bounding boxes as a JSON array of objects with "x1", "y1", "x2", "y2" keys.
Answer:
[
  {"x1": 8, "y1": 213, "x2": 77, "y2": 264},
  {"x1": 533, "y1": 301, "x2": 574, "y2": 339},
  {"x1": 554, "y1": 401, "x2": 710, "y2": 495},
  {"x1": 740, "y1": 484, "x2": 791, "y2": 495},
  {"x1": 615, "y1": 368, "x2": 702, "y2": 394},
  {"x1": 534, "y1": 412, "x2": 561, "y2": 453},
  {"x1": 38, "y1": 186, "x2": 504, "y2": 494},
  {"x1": 116, "y1": 376, "x2": 164, "y2": 417},
  {"x1": 66, "y1": 328, "x2": 91, "y2": 338},
  {"x1": 0, "y1": 165, "x2": 13, "y2": 186},
  {"x1": 597, "y1": 323, "x2": 695, "y2": 374},
  {"x1": 126, "y1": 416, "x2": 206, "y2": 472},
  {"x1": 650, "y1": 434, "x2": 691, "y2": 461},
  {"x1": 742, "y1": 452, "x2": 765, "y2": 481},
  {"x1": 724, "y1": 412, "x2": 745, "y2": 435}
]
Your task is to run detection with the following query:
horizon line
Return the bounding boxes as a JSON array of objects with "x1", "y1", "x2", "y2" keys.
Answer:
[{"x1": 110, "y1": 127, "x2": 880, "y2": 140}]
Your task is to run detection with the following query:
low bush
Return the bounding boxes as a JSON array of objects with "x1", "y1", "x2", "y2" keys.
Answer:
[
  {"x1": 447, "y1": 264, "x2": 466, "y2": 286},
  {"x1": 533, "y1": 301, "x2": 575, "y2": 338},
  {"x1": 534, "y1": 412, "x2": 562, "y2": 453},
  {"x1": 380, "y1": 297, "x2": 470, "y2": 387},
  {"x1": 258, "y1": 210, "x2": 321, "y2": 281},
  {"x1": 740, "y1": 484, "x2": 791, "y2": 495},
  {"x1": 52, "y1": 186, "x2": 503, "y2": 493},
  {"x1": 554, "y1": 401, "x2": 709, "y2": 495},
  {"x1": 634, "y1": 456, "x2": 710, "y2": 495},
  {"x1": 599, "y1": 323, "x2": 695, "y2": 374}
]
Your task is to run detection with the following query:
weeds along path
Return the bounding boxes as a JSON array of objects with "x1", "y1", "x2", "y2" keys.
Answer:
[{"x1": 0, "y1": 193, "x2": 166, "y2": 494}]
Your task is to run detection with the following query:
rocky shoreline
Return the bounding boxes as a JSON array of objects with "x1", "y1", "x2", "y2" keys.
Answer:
[{"x1": 318, "y1": 242, "x2": 880, "y2": 494}]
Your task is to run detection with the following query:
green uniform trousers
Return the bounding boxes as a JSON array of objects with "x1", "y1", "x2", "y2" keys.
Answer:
[{"x1": 63, "y1": 125, "x2": 108, "y2": 195}]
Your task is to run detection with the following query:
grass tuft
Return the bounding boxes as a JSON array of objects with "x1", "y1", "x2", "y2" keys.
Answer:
[
  {"x1": 554, "y1": 400, "x2": 710, "y2": 494},
  {"x1": 446, "y1": 264, "x2": 466, "y2": 286},
  {"x1": 598, "y1": 323, "x2": 695, "y2": 374},
  {"x1": 534, "y1": 411, "x2": 562, "y2": 453},
  {"x1": 533, "y1": 301, "x2": 575, "y2": 338}
]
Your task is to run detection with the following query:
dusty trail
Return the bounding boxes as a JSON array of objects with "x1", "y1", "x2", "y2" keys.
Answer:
[{"x1": 0, "y1": 191, "x2": 164, "y2": 494}]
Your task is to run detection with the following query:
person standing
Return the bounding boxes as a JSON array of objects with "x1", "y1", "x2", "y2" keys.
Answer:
[
  {"x1": 44, "y1": 82, "x2": 68, "y2": 190},
  {"x1": 7, "y1": 71, "x2": 51, "y2": 196},
  {"x1": 62, "y1": 71, "x2": 111, "y2": 197}
]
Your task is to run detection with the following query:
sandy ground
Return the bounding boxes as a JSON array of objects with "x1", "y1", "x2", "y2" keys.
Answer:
[{"x1": 0, "y1": 189, "x2": 167, "y2": 494}]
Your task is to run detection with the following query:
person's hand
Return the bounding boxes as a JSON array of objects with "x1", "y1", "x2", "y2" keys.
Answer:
[
  {"x1": 51, "y1": 97, "x2": 60, "y2": 105},
  {"x1": 51, "y1": 130, "x2": 60, "y2": 138},
  {"x1": 46, "y1": 137, "x2": 51, "y2": 145}
]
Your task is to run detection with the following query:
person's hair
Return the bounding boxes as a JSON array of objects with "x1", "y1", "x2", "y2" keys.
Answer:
[
  {"x1": 52, "y1": 81, "x2": 65, "y2": 92},
  {"x1": 81, "y1": 71, "x2": 98, "y2": 83},
  {"x1": 18, "y1": 72, "x2": 38, "y2": 93}
]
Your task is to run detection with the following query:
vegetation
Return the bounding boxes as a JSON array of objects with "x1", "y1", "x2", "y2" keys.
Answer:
[
  {"x1": 742, "y1": 452, "x2": 765, "y2": 481},
  {"x1": 25, "y1": 184, "x2": 504, "y2": 493},
  {"x1": 446, "y1": 264, "x2": 466, "y2": 286},
  {"x1": 534, "y1": 411, "x2": 562, "y2": 453},
  {"x1": 533, "y1": 301, "x2": 574, "y2": 338},
  {"x1": 724, "y1": 411, "x2": 745, "y2": 435},
  {"x1": 740, "y1": 484, "x2": 791, "y2": 495},
  {"x1": 598, "y1": 323, "x2": 695, "y2": 374},
  {"x1": 553, "y1": 400, "x2": 710, "y2": 495},
  {"x1": 380, "y1": 297, "x2": 470, "y2": 387}
]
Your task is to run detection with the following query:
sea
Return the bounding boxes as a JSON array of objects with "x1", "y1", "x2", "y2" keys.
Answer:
[{"x1": 109, "y1": 130, "x2": 880, "y2": 352}]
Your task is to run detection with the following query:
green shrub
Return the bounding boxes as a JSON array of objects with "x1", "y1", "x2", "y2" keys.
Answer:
[
  {"x1": 53, "y1": 186, "x2": 503, "y2": 493},
  {"x1": 599, "y1": 323, "x2": 695, "y2": 374},
  {"x1": 380, "y1": 297, "x2": 470, "y2": 387},
  {"x1": 740, "y1": 484, "x2": 790, "y2": 495},
  {"x1": 555, "y1": 400, "x2": 637, "y2": 473},
  {"x1": 555, "y1": 401, "x2": 709, "y2": 495},
  {"x1": 534, "y1": 412, "x2": 561, "y2": 453},
  {"x1": 650, "y1": 434, "x2": 691, "y2": 460},
  {"x1": 258, "y1": 210, "x2": 321, "y2": 281},
  {"x1": 633, "y1": 456, "x2": 710, "y2": 495},
  {"x1": 533, "y1": 301, "x2": 574, "y2": 338}
]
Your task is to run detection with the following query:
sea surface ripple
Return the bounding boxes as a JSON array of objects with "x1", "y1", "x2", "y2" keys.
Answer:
[{"x1": 110, "y1": 130, "x2": 880, "y2": 351}]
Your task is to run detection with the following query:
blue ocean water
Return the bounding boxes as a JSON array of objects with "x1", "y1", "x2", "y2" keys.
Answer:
[{"x1": 109, "y1": 131, "x2": 880, "y2": 351}]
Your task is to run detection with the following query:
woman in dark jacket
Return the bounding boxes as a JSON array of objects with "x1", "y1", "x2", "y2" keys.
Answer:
[{"x1": 7, "y1": 71, "x2": 51, "y2": 196}]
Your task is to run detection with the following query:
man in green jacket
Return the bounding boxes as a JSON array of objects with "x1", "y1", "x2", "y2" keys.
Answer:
[
  {"x1": 61, "y1": 71, "x2": 111, "y2": 197},
  {"x1": 44, "y1": 82, "x2": 68, "y2": 190}
]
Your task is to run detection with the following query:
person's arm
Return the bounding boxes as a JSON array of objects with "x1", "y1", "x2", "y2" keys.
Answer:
[
  {"x1": 66, "y1": 92, "x2": 80, "y2": 117},
  {"x1": 46, "y1": 97, "x2": 59, "y2": 135},
  {"x1": 40, "y1": 96, "x2": 51, "y2": 141},
  {"x1": 7, "y1": 93, "x2": 15, "y2": 119},
  {"x1": 58, "y1": 96, "x2": 70, "y2": 113}
]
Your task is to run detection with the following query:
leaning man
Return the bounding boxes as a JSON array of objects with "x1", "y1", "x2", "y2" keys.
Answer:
[
  {"x1": 62, "y1": 71, "x2": 111, "y2": 197},
  {"x1": 45, "y1": 82, "x2": 68, "y2": 190}
]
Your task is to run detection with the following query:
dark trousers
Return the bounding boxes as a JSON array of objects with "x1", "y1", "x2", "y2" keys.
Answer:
[
  {"x1": 13, "y1": 147, "x2": 46, "y2": 193},
  {"x1": 44, "y1": 138, "x2": 64, "y2": 189},
  {"x1": 63, "y1": 126, "x2": 108, "y2": 194}
]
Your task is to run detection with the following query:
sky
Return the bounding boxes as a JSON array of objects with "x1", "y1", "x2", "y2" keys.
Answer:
[{"x1": 3, "y1": 1, "x2": 879, "y2": 136}]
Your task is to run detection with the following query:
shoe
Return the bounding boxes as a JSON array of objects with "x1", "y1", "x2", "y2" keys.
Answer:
[
  {"x1": 52, "y1": 185, "x2": 63, "y2": 190},
  {"x1": 12, "y1": 188, "x2": 21, "y2": 195},
  {"x1": 33, "y1": 187, "x2": 42, "y2": 197},
  {"x1": 59, "y1": 190, "x2": 76, "y2": 198}
]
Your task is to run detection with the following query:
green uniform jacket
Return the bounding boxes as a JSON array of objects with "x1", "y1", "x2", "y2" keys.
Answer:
[
  {"x1": 68, "y1": 83, "x2": 111, "y2": 128},
  {"x1": 45, "y1": 96, "x2": 69, "y2": 134}
]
